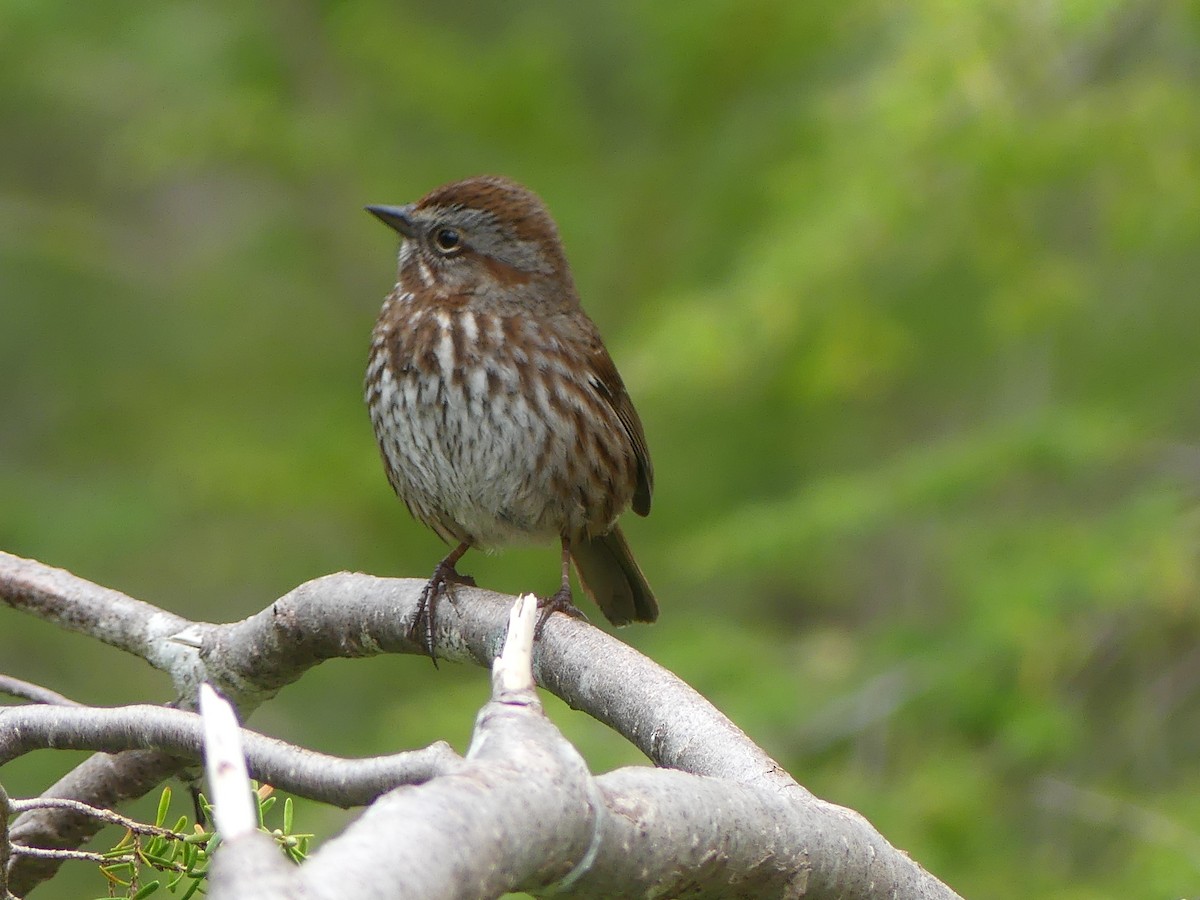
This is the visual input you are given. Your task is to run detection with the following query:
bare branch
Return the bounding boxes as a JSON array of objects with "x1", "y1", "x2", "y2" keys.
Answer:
[
  {"x1": 564, "y1": 766, "x2": 950, "y2": 899},
  {"x1": 5, "y1": 749, "x2": 184, "y2": 895},
  {"x1": 0, "y1": 553, "x2": 783, "y2": 788},
  {"x1": 7, "y1": 797, "x2": 180, "y2": 839},
  {"x1": 0, "y1": 553, "x2": 192, "y2": 667},
  {"x1": 9, "y1": 845, "x2": 130, "y2": 864},
  {"x1": 0, "y1": 553, "x2": 206, "y2": 712},
  {"x1": 0, "y1": 703, "x2": 461, "y2": 805},
  {"x1": 202, "y1": 594, "x2": 962, "y2": 899},
  {"x1": 260, "y1": 593, "x2": 600, "y2": 900},
  {"x1": 0, "y1": 554, "x2": 792, "y2": 893},
  {"x1": 202, "y1": 571, "x2": 794, "y2": 790},
  {"x1": 1, "y1": 554, "x2": 962, "y2": 898},
  {"x1": 0, "y1": 675, "x2": 83, "y2": 707}
]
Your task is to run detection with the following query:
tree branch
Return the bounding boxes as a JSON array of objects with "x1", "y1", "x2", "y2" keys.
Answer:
[
  {"x1": 0, "y1": 703, "x2": 461, "y2": 806},
  {"x1": 2, "y1": 551, "x2": 794, "y2": 784},
  {"x1": 0, "y1": 554, "x2": 193, "y2": 673},
  {"x1": 210, "y1": 594, "x2": 606, "y2": 898},
  {"x1": 198, "y1": 595, "x2": 960, "y2": 899},
  {"x1": 1, "y1": 553, "x2": 962, "y2": 899},
  {"x1": 0, "y1": 676, "x2": 82, "y2": 708},
  {"x1": 4, "y1": 749, "x2": 185, "y2": 895},
  {"x1": 200, "y1": 570, "x2": 794, "y2": 790}
]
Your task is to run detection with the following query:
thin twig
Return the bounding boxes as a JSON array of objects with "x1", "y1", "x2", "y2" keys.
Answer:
[
  {"x1": 7, "y1": 845, "x2": 133, "y2": 864},
  {"x1": 0, "y1": 674, "x2": 83, "y2": 707},
  {"x1": 7, "y1": 798, "x2": 182, "y2": 840}
]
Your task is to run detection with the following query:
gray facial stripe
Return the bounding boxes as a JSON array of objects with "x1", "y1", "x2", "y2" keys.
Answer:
[{"x1": 424, "y1": 205, "x2": 555, "y2": 275}]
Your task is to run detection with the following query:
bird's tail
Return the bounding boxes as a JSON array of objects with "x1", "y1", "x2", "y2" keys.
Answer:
[{"x1": 571, "y1": 526, "x2": 658, "y2": 626}]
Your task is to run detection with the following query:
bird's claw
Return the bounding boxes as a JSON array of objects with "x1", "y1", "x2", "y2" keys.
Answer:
[
  {"x1": 410, "y1": 563, "x2": 475, "y2": 667},
  {"x1": 535, "y1": 587, "x2": 589, "y2": 638}
]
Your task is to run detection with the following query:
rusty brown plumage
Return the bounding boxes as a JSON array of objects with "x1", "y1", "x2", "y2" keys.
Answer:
[{"x1": 364, "y1": 176, "x2": 657, "y2": 655}]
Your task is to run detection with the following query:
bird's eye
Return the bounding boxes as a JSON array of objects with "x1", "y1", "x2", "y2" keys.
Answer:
[{"x1": 432, "y1": 227, "x2": 463, "y2": 255}]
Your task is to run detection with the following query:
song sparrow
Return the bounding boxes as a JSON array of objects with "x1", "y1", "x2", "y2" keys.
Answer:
[{"x1": 364, "y1": 175, "x2": 657, "y2": 655}]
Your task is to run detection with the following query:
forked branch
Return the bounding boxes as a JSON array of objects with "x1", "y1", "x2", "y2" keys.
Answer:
[{"x1": 0, "y1": 552, "x2": 962, "y2": 898}]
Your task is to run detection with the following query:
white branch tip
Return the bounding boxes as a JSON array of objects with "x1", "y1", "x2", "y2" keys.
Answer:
[
  {"x1": 199, "y1": 683, "x2": 257, "y2": 840},
  {"x1": 492, "y1": 593, "x2": 539, "y2": 695}
]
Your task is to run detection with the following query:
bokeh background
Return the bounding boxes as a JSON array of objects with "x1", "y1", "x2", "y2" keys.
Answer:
[{"x1": 3, "y1": 1, "x2": 1199, "y2": 897}]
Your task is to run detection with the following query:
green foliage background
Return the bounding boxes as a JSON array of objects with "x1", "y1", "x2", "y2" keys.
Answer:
[{"x1": 3, "y1": 1, "x2": 1199, "y2": 897}]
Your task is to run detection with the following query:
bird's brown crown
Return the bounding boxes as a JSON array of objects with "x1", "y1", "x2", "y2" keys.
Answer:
[{"x1": 415, "y1": 175, "x2": 563, "y2": 248}]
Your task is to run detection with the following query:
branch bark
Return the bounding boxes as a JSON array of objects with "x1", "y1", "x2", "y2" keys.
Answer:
[
  {"x1": 1, "y1": 551, "x2": 962, "y2": 899},
  {"x1": 0, "y1": 704, "x2": 461, "y2": 805}
]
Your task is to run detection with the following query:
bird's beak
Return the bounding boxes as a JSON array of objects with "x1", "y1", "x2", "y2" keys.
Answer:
[{"x1": 365, "y1": 204, "x2": 418, "y2": 239}]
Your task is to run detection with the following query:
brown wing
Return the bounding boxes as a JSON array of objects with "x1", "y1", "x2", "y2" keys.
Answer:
[{"x1": 587, "y1": 343, "x2": 653, "y2": 517}]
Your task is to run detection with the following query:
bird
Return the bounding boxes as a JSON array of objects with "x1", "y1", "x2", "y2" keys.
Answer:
[{"x1": 364, "y1": 175, "x2": 657, "y2": 657}]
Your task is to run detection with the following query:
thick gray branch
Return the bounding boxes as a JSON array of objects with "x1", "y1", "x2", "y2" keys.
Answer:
[
  {"x1": 2, "y1": 553, "x2": 776, "y2": 784},
  {"x1": 0, "y1": 554, "x2": 194, "y2": 678},
  {"x1": 0, "y1": 704, "x2": 461, "y2": 806},
  {"x1": 212, "y1": 595, "x2": 604, "y2": 899},
  {"x1": 1, "y1": 553, "x2": 961, "y2": 899},
  {"x1": 203, "y1": 571, "x2": 793, "y2": 791},
  {"x1": 200, "y1": 597, "x2": 960, "y2": 900},
  {"x1": 571, "y1": 767, "x2": 946, "y2": 899}
]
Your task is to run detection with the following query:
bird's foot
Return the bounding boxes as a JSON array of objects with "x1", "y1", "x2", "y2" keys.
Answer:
[
  {"x1": 535, "y1": 586, "x2": 589, "y2": 638},
  {"x1": 411, "y1": 562, "x2": 476, "y2": 667}
]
